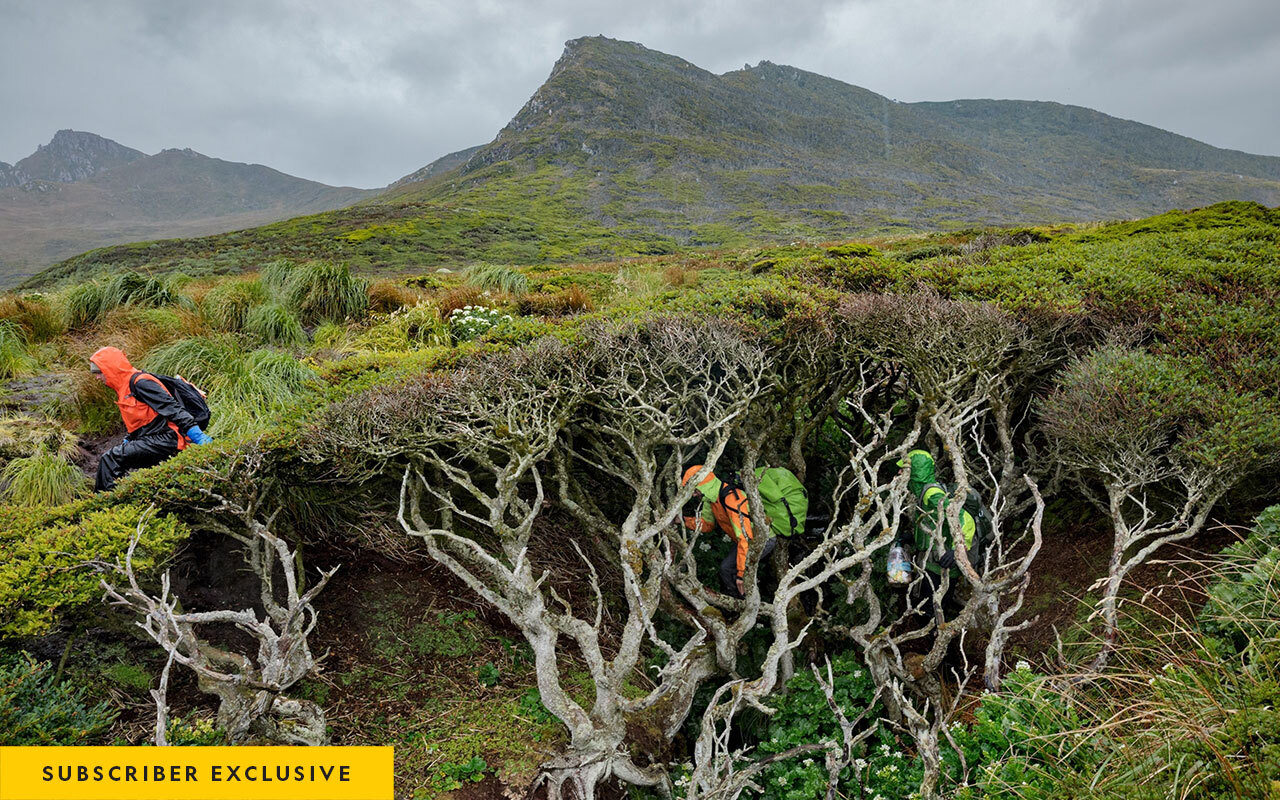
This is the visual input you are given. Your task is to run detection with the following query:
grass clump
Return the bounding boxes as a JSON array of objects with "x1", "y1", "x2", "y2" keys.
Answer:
[
  {"x1": 57, "y1": 271, "x2": 188, "y2": 328},
  {"x1": 0, "y1": 293, "x2": 63, "y2": 342},
  {"x1": 0, "y1": 321, "x2": 35, "y2": 378},
  {"x1": 142, "y1": 336, "x2": 316, "y2": 436},
  {"x1": 265, "y1": 260, "x2": 369, "y2": 324},
  {"x1": 368, "y1": 279, "x2": 419, "y2": 313},
  {"x1": 244, "y1": 302, "x2": 306, "y2": 347},
  {"x1": 465, "y1": 263, "x2": 529, "y2": 295},
  {"x1": 202, "y1": 278, "x2": 268, "y2": 331},
  {"x1": 0, "y1": 452, "x2": 90, "y2": 507}
]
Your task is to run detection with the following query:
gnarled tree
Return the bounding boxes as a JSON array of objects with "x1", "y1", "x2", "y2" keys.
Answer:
[
  {"x1": 101, "y1": 455, "x2": 335, "y2": 745},
  {"x1": 1042, "y1": 344, "x2": 1280, "y2": 671}
]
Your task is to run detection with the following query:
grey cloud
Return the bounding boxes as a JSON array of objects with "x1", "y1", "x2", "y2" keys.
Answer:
[{"x1": 1, "y1": 0, "x2": 1276, "y2": 188}]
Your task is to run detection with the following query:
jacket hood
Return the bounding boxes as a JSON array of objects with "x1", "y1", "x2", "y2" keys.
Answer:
[
  {"x1": 683, "y1": 465, "x2": 723, "y2": 502},
  {"x1": 899, "y1": 449, "x2": 937, "y2": 496},
  {"x1": 90, "y1": 346, "x2": 137, "y2": 396}
]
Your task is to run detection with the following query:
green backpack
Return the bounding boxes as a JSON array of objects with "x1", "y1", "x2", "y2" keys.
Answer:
[{"x1": 720, "y1": 467, "x2": 809, "y2": 538}]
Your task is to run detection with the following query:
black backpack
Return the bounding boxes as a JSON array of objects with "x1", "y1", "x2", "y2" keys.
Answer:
[{"x1": 129, "y1": 372, "x2": 211, "y2": 430}]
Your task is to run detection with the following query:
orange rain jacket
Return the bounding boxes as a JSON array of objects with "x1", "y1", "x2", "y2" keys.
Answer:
[
  {"x1": 90, "y1": 346, "x2": 194, "y2": 449},
  {"x1": 682, "y1": 471, "x2": 755, "y2": 579}
]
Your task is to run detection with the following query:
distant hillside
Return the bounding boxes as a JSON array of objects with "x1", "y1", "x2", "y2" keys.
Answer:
[
  {"x1": 23, "y1": 38, "x2": 1280, "y2": 287},
  {"x1": 0, "y1": 131, "x2": 376, "y2": 287},
  {"x1": 383, "y1": 37, "x2": 1280, "y2": 247}
]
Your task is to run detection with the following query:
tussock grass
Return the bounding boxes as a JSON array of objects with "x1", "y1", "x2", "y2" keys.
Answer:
[
  {"x1": 261, "y1": 259, "x2": 369, "y2": 324},
  {"x1": 368, "y1": 280, "x2": 419, "y2": 314},
  {"x1": 517, "y1": 286, "x2": 595, "y2": 317},
  {"x1": 0, "y1": 452, "x2": 89, "y2": 507},
  {"x1": 244, "y1": 302, "x2": 305, "y2": 347},
  {"x1": 352, "y1": 304, "x2": 449, "y2": 353},
  {"x1": 435, "y1": 286, "x2": 485, "y2": 319},
  {"x1": 58, "y1": 271, "x2": 190, "y2": 328},
  {"x1": 0, "y1": 416, "x2": 78, "y2": 461},
  {"x1": 310, "y1": 321, "x2": 354, "y2": 355},
  {"x1": 0, "y1": 321, "x2": 35, "y2": 379},
  {"x1": 95, "y1": 307, "x2": 195, "y2": 361},
  {"x1": 0, "y1": 294, "x2": 64, "y2": 342},
  {"x1": 465, "y1": 263, "x2": 528, "y2": 295},
  {"x1": 62, "y1": 371, "x2": 122, "y2": 435},
  {"x1": 202, "y1": 279, "x2": 268, "y2": 331},
  {"x1": 142, "y1": 336, "x2": 316, "y2": 436}
]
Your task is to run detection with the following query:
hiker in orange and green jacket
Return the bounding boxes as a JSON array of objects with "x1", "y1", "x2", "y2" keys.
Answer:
[
  {"x1": 899, "y1": 449, "x2": 978, "y2": 576},
  {"x1": 682, "y1": 465, "x2": 775, "y2": 598},
  {"x1": 90, "y1": 346, "x2": 212, "y2": 492}
]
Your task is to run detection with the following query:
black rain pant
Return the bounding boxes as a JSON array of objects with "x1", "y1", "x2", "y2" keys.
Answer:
[
  {"x1": 720, "y1": 536, "x2": 777, "y2": 598},
  {"x1": 95, "y1": 431, "x2": 179, "y2": 492}
]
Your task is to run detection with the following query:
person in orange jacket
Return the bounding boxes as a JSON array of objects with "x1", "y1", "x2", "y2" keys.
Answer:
[
  {"x1": 682, "y1": 465, "x2": 775, "y2": 598},
  {"x1": 89, "y1": 346, "x2": 212, "y2": 492}
]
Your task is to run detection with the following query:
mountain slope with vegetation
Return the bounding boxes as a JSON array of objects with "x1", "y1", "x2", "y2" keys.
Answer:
[
  {"x1": 2, "y1": 200, "x2": 1279, "y2": 797},
  {"x1": 0, "y1": 131, "x2": 376, "y2": 287},
  {"x1": 24, "y1": 37, "x2": 1280, "y2": 291}
]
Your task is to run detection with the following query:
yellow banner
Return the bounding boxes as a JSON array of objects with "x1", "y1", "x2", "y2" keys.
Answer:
[{"x1": 0, "y1": 747, "x2": 393, "y2": 800}]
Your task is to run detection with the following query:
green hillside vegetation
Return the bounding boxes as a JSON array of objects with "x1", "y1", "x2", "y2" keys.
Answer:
[
  {"x1": 1, "y1": 201, "x2": 1279, "y2": 798},
  {"x1": 22, "y1": 37, "x2": 1280, "y2": 293}
]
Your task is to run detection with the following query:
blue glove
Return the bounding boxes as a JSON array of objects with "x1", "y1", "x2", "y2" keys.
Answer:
[{"x1": 186, "y1": 426, "x2": 213, "y2": 445}]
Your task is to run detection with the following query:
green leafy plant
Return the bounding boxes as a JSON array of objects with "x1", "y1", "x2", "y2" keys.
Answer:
[
  {"x1": 0, "y1": 653, "x2": 117, "y2": 744},
  {"x1": 165, "y1": 715, "x2": 226, "y2": 746},
  {"x1": 477, "y1": 662, "x2": 501, "y2": 688}
]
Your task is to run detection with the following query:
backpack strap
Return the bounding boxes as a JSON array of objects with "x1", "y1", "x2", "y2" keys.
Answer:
[{"x1": 127, "y1": 371, "x2": 170, "y2": 398}]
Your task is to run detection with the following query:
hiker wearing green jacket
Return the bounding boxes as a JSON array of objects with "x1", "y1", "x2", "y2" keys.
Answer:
[{"x1": 899, "y1": 449, "x2": 978, "y2": 575}]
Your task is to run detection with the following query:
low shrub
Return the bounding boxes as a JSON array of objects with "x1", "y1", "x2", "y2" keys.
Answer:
[
  {"x1": 0, "y1": 653, "x2": 117, "y2": 744},
  {"x1": 825, "y1": 242, "x2": 881, "y2": 258},
  {"x1": 0, "y1": 502, "x2": 188, "y2": 637}
]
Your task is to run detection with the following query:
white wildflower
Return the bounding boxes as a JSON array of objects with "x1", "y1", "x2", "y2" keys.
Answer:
[{"x1": 1015, "y1": 660, "x2": 1031, "y2": 672}]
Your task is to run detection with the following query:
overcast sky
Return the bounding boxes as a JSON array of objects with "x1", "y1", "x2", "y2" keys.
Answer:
[{"x1": 2, "y1": 0, "x2": 1277, "y2": 189}]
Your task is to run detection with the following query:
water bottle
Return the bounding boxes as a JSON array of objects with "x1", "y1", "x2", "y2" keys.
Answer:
[{"x1": 886, "y1": 545, "x2": 911, "y2": 585}]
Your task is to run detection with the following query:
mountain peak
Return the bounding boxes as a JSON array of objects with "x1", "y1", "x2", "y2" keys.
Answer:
[{"x1": 14, "y1": 130, "x2": 146, "y2": 185}]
